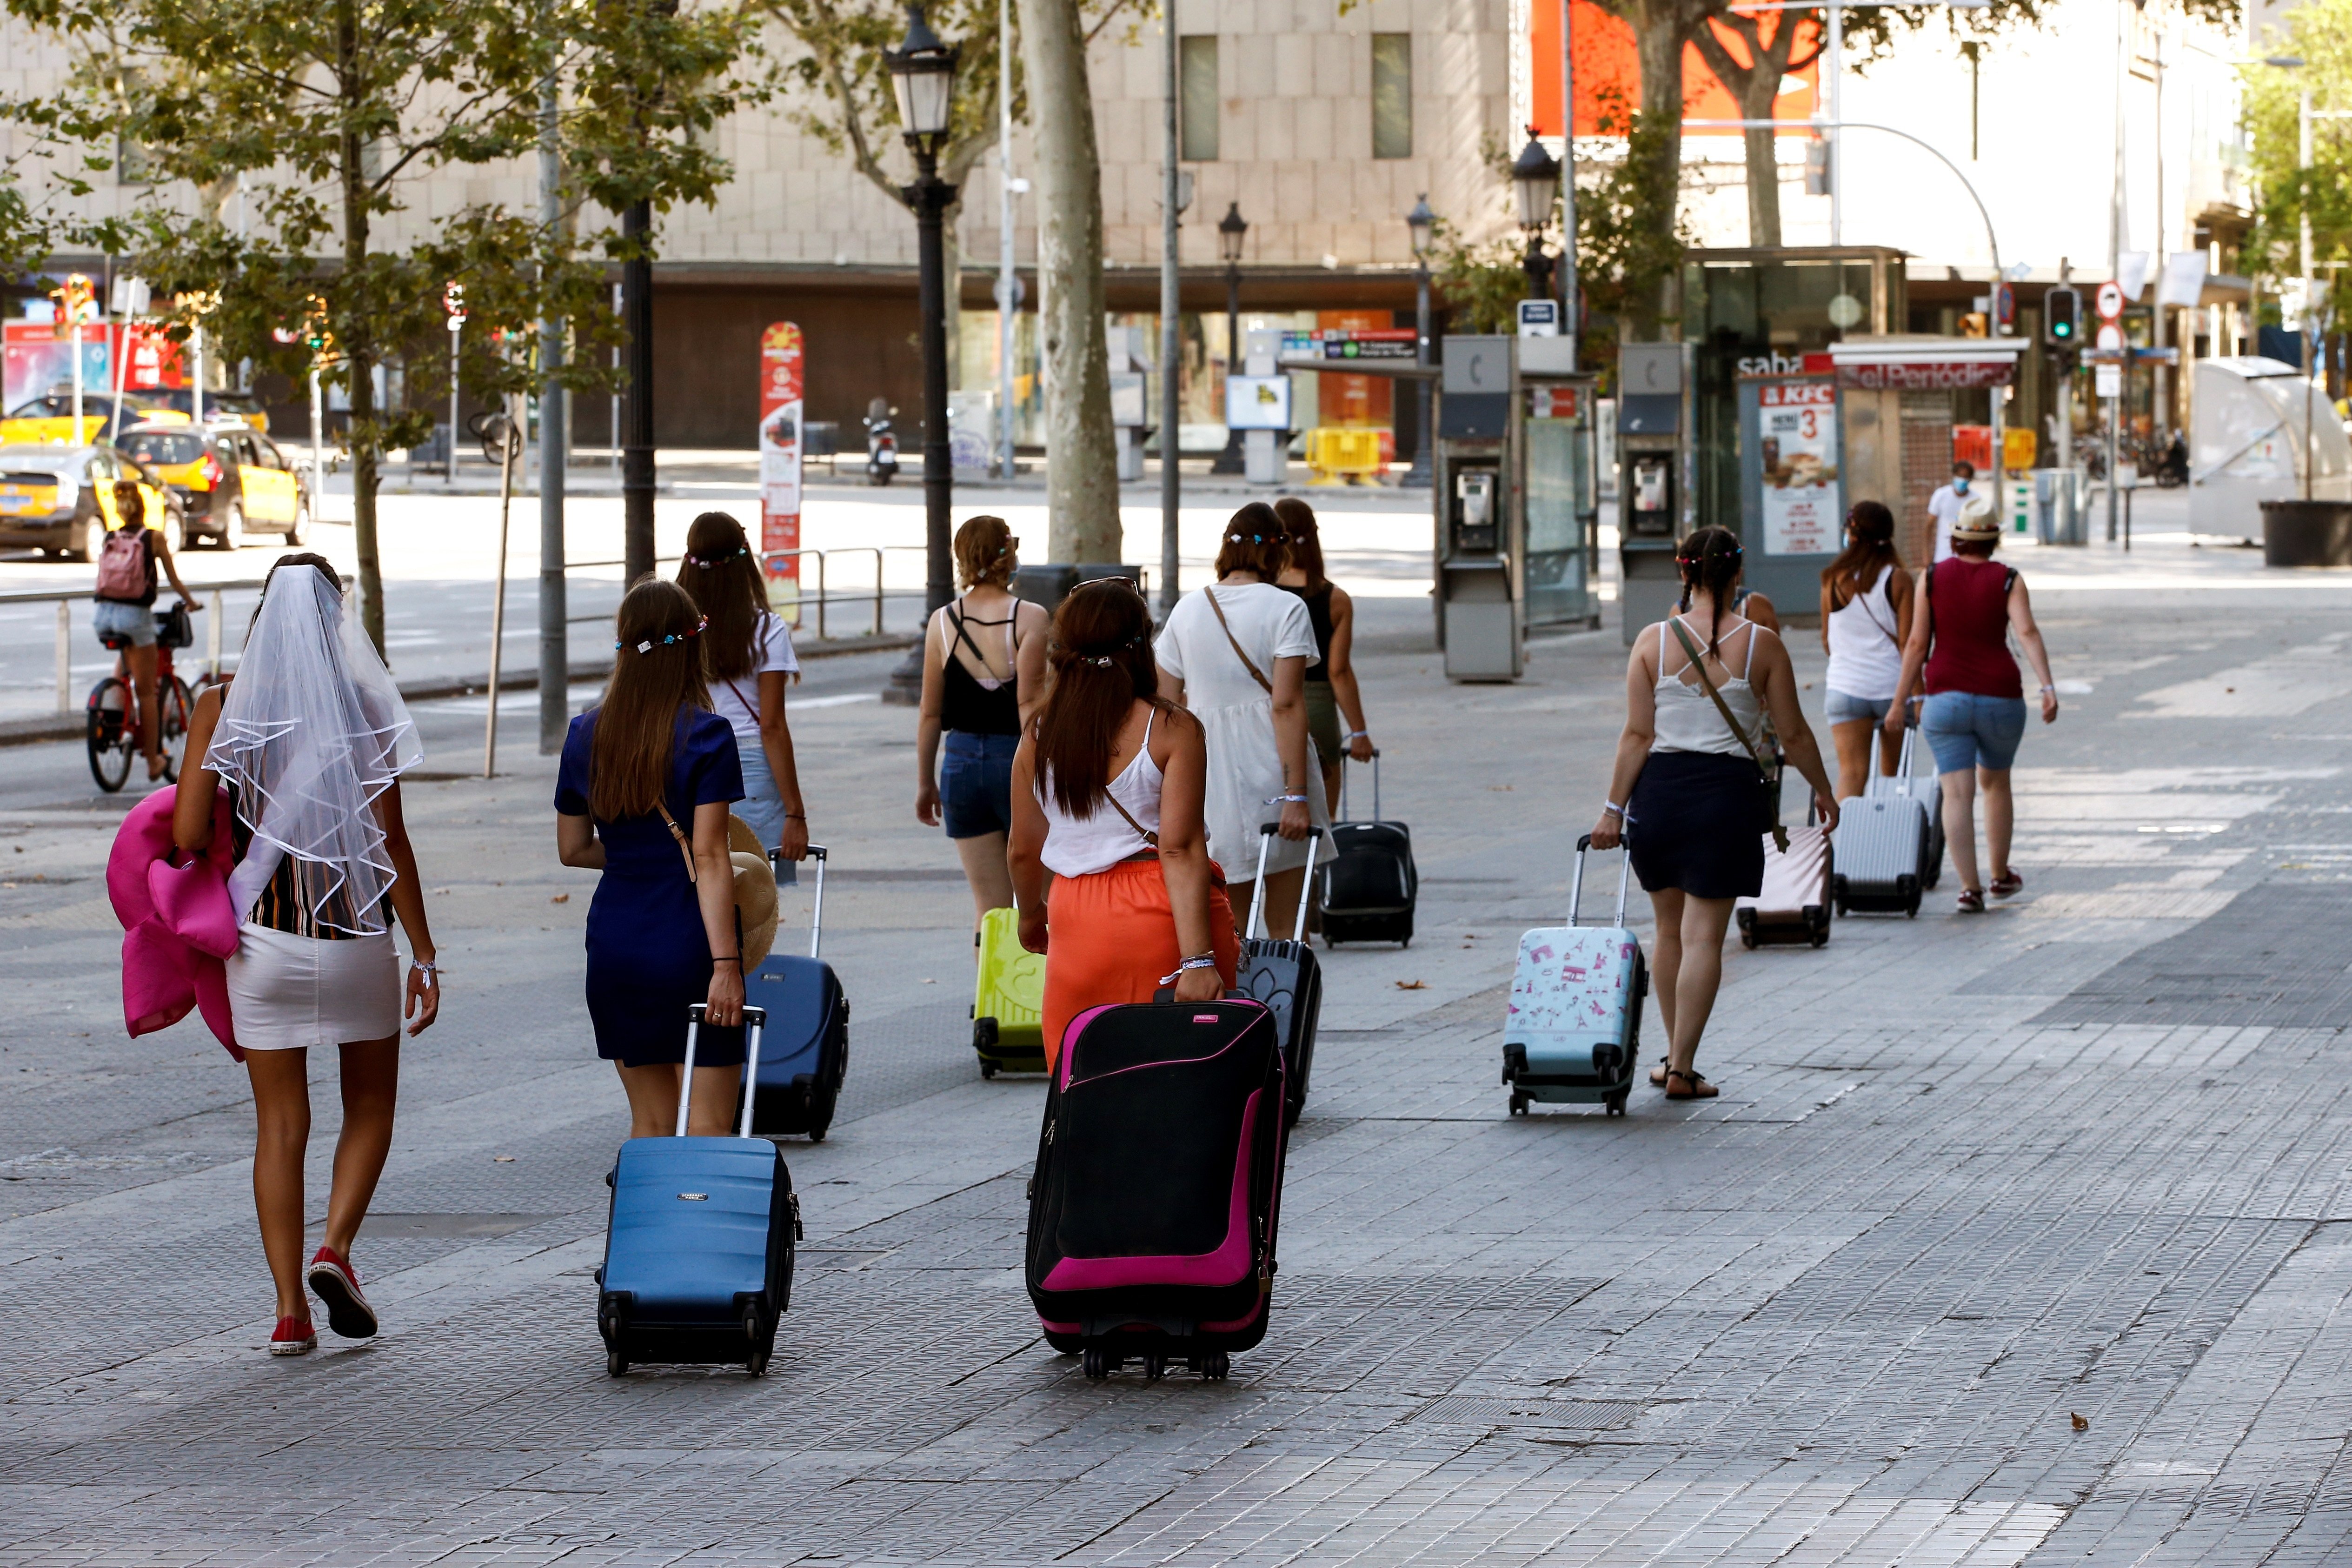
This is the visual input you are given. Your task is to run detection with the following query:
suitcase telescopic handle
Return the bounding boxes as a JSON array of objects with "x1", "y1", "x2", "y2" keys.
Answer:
[
  {"x1": 1568, "y1": 833, "x2": 1631, "y2": 929},
  {"x1": 1251, "y1": 821, "x2": 1330, "y2": 941},
  {"x1": 682, "y1": 1002, "x2": 768, "y2": 1138},
  {"x1": 1339, "y1": 749, "x2": 1382, "y2": 824},
  {"x1": 772, "y1": 844, "x2": 828, "y2": 959}
]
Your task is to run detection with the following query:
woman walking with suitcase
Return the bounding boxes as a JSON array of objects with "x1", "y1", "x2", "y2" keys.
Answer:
[
  {"x1": 556, "y1": 580, "x2": 751, "y2": 1139},
  {"x1": 675, "y1": 512, "x2": 811, "y2": 864},
  {"x1": 1154, "y1": 503, "x2": 1328, "y2": 937},
  {"x1": 1590, "y1": 527, "x2": 1838, "y2": 1100},
  {"x1": 1817, "y1": 500, "x2": 1914, "y2": 799},
  {"x1": 170, "y1": 553, "x2": 440, "y2": 1356},
  {"x1": 1272, "y1": 498, "x2": 1374, "y2": 818},
  {"x1": 915, "y1": 515, "x2": 1050, "y2": 926},
  {"x1": 1008, "y1": 579, "x2": 1237, "y2": 1069},
  {"x1": 1882, "y1": 501, "x2": 2060, "y2": 913}
]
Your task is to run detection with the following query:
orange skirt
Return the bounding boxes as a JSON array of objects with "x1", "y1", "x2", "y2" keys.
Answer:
[{"x1": 1042, "y1": 857, "x2": 1240, "y2": 1072}]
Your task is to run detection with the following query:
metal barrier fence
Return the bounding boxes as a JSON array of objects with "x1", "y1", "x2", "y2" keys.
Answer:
[
  {"x1": 561, "y1": 545, "x2": 931, "y2": 641},
  {"x1": 0, "y1": 579, "x2": 262, "y2": 712}
]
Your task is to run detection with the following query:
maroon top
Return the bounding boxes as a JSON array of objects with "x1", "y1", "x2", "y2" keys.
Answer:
[{"x1": 1922, "y1": 558, "x2": 2021, "y2": 699}]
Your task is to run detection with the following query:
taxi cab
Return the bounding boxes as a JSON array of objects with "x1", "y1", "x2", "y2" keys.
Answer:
[
  {"x1": 117, "y1": 420, "x2": 307, "y2": 549},
  {"x1": 0, "y1": 391, "x2": 188, "y2": 447},
  {"x1": 121, "y1": 387, "x2": 272, "y2": 434},
  {"x1": 0, "y1": 443, "x2": 186, "y2": 562}
]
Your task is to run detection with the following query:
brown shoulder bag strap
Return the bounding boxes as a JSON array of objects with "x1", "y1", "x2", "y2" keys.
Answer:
[
  {"x1": 1203, "y1": 587, "x2": 1275, "y2": 695},
  {"x1": 654, "y1": 801, "x2": 698, "y2": 883}
]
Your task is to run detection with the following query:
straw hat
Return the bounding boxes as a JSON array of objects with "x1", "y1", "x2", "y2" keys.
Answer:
[
  {"x1": 1951, "y1": 490, "x2": 2002, "y2": 542},
  {"x1": 728, "y1": 815, "x2": 779, "y2": 968}
]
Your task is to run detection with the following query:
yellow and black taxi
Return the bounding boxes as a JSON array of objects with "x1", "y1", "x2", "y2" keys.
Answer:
[
  {"x1": 0, "y1": 390, "x2": 188, "y2": 446},
  {"x1": 0, "y1": 442, "x2": 187, "y2": 562},
  {"x1": 120, "y1": 387, "x2": 272, "y2": 434},
  {"x1": 116, "y1": 421, "x2": 307, "y2": 549}
]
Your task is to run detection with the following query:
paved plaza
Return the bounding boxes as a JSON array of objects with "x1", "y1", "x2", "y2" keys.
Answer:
[{"x1": 3, "y1": 520, "x2": 2352, "y2": 1565}]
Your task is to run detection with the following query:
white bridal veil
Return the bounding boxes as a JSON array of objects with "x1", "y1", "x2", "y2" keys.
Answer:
[{"x1": 209, "y1": 565, "x2": 422, "y2": 934}]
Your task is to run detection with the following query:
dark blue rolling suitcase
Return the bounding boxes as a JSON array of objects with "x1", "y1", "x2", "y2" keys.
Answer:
[
  {"x1": 598, "y1": 1003, "x2": 801, "y2": 1377},
  {"x1": 740, "y1": 845, "x2": 849, "y2": 1141}
]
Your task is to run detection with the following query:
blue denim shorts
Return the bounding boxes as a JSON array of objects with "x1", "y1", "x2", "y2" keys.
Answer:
[
  {"x1": 1922, "y1": 691, "x2": 2027, "y2": 773},
  {"x1": 1823, "y1": 688, "x2": 1892, "y2": 725},
  {"x1": 941, "y1": 729, "x2": 1018, "y2": 840},
  {"x1": 93, "y1": 599, "x2": 156, "y2": 648}
]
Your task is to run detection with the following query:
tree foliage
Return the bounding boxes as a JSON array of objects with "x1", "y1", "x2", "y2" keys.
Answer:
[{"x1": 2243, "y1": 0, "x2": 2352, "y2": 318}]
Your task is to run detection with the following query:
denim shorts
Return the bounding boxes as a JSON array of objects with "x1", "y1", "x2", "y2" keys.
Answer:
[
  {"x1": 92, "y1": 599, "x2": 156, "y2": 648},
  {"x1": 941, "y1": 729, "x2": 1018, "y2": 839},
  {"x1": 1922, "y1": 691, "x2": 2028, "y2": 773},
  {"x1": 1823, "y1": 688, "x2": 1892, "y2": 725}
]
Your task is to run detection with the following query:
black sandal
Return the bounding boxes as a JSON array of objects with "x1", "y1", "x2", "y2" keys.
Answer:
[
  {"x1": 1648, "y1": 1056, "x2": 1671, "y2": 1087},
  {"x1": 1663, "y1": 1067, "x2": 1719, "y2": 1101}
]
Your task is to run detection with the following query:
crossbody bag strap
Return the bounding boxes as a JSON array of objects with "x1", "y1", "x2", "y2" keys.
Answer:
[
  {"x1": 654, "y1": 801, "x2": 698, "y2": 883},
  {"x1": 1666, "y1": 617, "x2": 1777, "y2": 782},
  {"x1": 1102, "y1": 788, "x2": 1160, "y2": 848},
  {"x1": 1203, "y1": 587, "x2": 1275, "y2": 695}
]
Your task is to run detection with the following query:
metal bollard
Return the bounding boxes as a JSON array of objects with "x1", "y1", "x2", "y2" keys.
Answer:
[
  {"x1": 208, "y1": 589, "x2": 224, "y2": 679},
  {"x1": 55, "y1": 600, "x2": 69, "y2": 713}
]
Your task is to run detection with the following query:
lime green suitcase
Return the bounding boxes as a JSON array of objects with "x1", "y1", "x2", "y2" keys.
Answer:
[{"x1": 971, "y1": 905, "x2": 1048, "y2": 1076}]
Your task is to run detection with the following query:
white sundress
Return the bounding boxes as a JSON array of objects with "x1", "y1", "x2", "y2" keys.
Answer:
[{"x1": 1153, "y1": 581, "x2": 1335, "y2": 881}]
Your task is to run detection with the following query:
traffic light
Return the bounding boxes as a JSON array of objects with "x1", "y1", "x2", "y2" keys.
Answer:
[{"x1": 2045, "y1": 285, "x2": 2080, "y2": 346}]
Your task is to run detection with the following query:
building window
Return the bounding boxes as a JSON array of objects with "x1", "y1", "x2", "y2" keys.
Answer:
[
  {"x1": 1181, "y1": 35, "x2": 1219, "y2": 162},
  {"x1": 1372, "y1": 34, "x2": 1412, "y2": 159}
]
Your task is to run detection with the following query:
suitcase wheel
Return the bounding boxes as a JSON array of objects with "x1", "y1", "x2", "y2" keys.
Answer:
[
  {"x1": 1144, "y1": 1353, "x2": 1165, "y2": 1382},
  {"x1": 1740, "y1": 931, "x2": 1758, "y2": 950},
  {"x1": 1083, "y1": 1348, "x2": 1110, "y2": 1380},
  {"x1": 1509, "y1": 1091, "x2": 1529, "y2": 1117},
  {"x1": 980, "y1": 1062, "x2": 998, "y2": 1080},
  {"x1": 1606, "y1": 1092, "x2": 1628, "y2": 1117},
  {"x1": 747, "y1": 1349, "x2": 768, "y2": 1376},
  {"x1": 1199, "y1": 1350, "x2": 1230, "y2": 1382},
  {"x1": 606, "y1": 1350, "x2": 628, "y2": 1377}
]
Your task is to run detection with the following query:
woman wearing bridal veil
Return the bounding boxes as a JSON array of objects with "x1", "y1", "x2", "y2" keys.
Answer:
[{"x1": 173, "y1": 553, "x2": 443, "y2": 1357}]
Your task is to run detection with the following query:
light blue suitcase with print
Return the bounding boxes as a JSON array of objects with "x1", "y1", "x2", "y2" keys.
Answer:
[{"x1": 1502, "y1": 836, "x2": 1648, "y2": 1118}]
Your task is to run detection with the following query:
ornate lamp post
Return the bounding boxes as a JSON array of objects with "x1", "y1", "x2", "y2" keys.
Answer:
[
  {"x1": 882, "y1": 4, "x2": 961, "y2": 704},
  {"x1": 1211, "y1": 202, "x2": 1248, "y2": 475},
  {"x1": 1404, "y1": 195, "x2": 1435, "y2": 490},
  {"x1": 1511, "y1": 131, "x2": 1560, "y2": 302}
]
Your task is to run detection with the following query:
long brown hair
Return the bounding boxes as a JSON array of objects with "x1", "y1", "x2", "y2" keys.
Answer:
[
  {"x1": 588, "y1": 578, "x2": 711, "y2": 821},
  {"x1": 1215, "y1": 501, "x2": 1289, "y2": 580},
  {"x1": 676, "y1": 512, "x2": 770, "y2": 682},
  {"x1": 1272, "y1": 496, "x2": 1326, "y2": 591},
  {"x1": 1821, "y1": 500, "x2": 1902, "y2": 603},
  {"x1": 1674, "y1": 525, "x2": 1745, "y2": 658},
  {"x1": 1032, "y1": 578, "x2": 1166, "y2": 819}
]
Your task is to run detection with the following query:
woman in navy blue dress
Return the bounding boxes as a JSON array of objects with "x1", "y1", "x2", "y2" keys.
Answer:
[{"x1": 556, "y1": 579, "x2": 749, "y2": 1137}]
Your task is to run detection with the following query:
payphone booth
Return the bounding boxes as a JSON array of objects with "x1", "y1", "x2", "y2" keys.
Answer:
[
  {"x1": 1617, "y1": 342, "x2": 1696, "y2": 644},
  {"x1": 1432, "y1": 336, "x2": 1600, "y2": 682}
]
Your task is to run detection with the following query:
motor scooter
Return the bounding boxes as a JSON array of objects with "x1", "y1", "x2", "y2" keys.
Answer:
[{"x1": 864, "y1": 398, "x2": 898, "y2": 486}]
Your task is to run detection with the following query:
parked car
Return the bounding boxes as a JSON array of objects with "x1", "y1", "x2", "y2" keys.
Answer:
[
  {"x1": 0, "y1": 390, "x2": 187, "y2": 446},
  {"x1": 116, "y1": 420, "x2": 307, "y2": 549},
  {"x1": 123, "y1": 387, "x2": 272, "y2": 434},
  {"x1": 0, "y1": 443, "x2": 186, "y2": 561}
]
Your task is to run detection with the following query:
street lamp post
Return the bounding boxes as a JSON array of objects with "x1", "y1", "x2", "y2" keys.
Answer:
[
  {"x1": 883, "y1": 4, "x2": 961, "y2": 705},
  {"x1": 1212, "y1": 202, "x2": 1248, "y2": 475},
  {"x1": 1511, "y1": 132, "x2": 1560, "y2": 302},
  {"x1": 1404, "y1": 195, "x2": 1435, "y2": 490}
]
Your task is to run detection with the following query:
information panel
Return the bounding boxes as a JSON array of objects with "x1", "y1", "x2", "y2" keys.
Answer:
[
  {"x1": 1754, "y1": 380, "x2": 1840, "y2": 556},
  {"x1": 758, "y1": 323, "x2": 804, "y2": 610}
]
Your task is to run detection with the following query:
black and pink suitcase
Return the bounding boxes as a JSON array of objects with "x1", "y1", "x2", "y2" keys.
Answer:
[{"x1": 1024, "y1": 999, "x2": 1289, "y2": 1382}]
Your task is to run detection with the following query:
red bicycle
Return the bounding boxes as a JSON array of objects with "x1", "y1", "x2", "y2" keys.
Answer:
[{"x1": 87, "y1": 602, "x2": 209, "y2": 792}]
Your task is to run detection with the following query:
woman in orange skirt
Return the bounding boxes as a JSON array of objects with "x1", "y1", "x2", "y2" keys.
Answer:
[{"x1": 1009, "y1": 579, "x2": 1239, "y2": 1069}]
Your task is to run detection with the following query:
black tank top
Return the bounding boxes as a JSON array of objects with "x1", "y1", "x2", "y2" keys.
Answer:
[
  {"x1": 1283, "y1": 582, "x2": 1335, "y2": 684},
  {"x1": 940, "y1": 602, "x2": 1022, "y2": 735}
]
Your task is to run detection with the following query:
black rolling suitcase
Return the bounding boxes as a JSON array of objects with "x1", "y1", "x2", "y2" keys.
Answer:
[
  {"x1": 1317, "y1": 752, "x2": 1416, "y2": 947},
  {"x1": 1236, "y1": 823, "x2": 1326, "y2": 1127},
  {"x1": 1026, "y1": 998, "x2": 1288, "y2": 1381}
]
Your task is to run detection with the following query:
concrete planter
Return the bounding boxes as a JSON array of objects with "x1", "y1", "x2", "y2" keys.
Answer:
[{"x1": 2260, "y1": 499, "x2": 2352, "y2": 567}]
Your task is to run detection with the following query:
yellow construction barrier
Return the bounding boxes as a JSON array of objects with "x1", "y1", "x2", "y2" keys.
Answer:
[{"x1": 1305, "y1": 426, "x2": 1386, "y2": 486}]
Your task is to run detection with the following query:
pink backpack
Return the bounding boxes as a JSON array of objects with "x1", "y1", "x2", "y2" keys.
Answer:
[{"x1": 94, "y1": 526, "x2": 148, "y2": 601}]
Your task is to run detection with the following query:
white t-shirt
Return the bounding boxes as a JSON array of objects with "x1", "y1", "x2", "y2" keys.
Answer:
[
  {"x1": 706, "y1": 611, "x2": 799, "y2": 754},
  {"x1": 1927, "y1": 484, "x2": 1970, "y2": 563}
]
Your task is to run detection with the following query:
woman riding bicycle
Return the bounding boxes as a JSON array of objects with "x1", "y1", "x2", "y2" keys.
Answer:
[{"x1": 92, "y1": 480, "x2": 196, "y2": 783}]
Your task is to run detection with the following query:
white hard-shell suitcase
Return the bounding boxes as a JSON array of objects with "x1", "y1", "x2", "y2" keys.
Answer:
[
  {"x1": 1832, "y1": 792, "x2": 1927, "y2": 917},
  {"x1": 1865, "y1": 719, "x2": 1945, "y2": 889},
  {"x1": 1502, "y1": 836, "x2": 1648, "y2": 1118}
]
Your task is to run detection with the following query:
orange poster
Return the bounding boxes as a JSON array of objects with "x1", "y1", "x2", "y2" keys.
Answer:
[{"x1": 1529, "y1": 0, "x2": 1818, "y2": 137}]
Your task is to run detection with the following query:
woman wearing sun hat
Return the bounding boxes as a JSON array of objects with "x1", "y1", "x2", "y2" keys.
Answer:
[
  {"x1": 556, "y1": 578, "x2": 753, "y2": 1138},
  {"x1": 1884, "y1": 491, "x2": 2061, "y2": 913}
]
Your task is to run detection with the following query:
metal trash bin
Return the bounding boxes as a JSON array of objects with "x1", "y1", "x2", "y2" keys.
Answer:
[
  {"x1": 2033, "y1": 469, "x2": 2086, "y2": 545},
  {"x1": 2259, "y1": 499, "x2": 2352, "y2": 566}
]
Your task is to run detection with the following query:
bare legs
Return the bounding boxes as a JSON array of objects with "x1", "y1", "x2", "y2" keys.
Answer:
[
  {"x1": 1828, "y1": 718, "x2": 1895, "y2": 802},
  {"x1": 1229, "y1": 865, "x2": 1307, "y2": 941},
  {"x1": 614, "y1": 1061, "x2": 743, "y2": 1140},
  {"x1": 955, "y1": 830, "x2": 1016, "y2": 929},
  {"x1": 245, "y1": 1037, "x2": 401, "y2": 1323},
  {"x1": 125, "y1": 642, "x2": 162, "y2": 778},
  {"x1": 1940, "y1": 767, "x2": 2013, "y2": 896},
  {"x1": 1646, "y1": 889, "x2": 1737, "y2": 1080}
]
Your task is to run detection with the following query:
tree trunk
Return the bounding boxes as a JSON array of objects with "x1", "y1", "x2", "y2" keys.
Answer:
[
  {"x1": 943, "y1": 212, "x2": 963, "y2": 394},
  {"x1": 337, "y1": 0, "x2": 385, "y2": 655},
  {"x1": 1740, "y1": 68, "x2": 1781, "y2": 249},
  {"x1": 1018, "y1": 0, "x2": 1120, "y2": 563},
  {"x1": 1628, "y1": 8, "x2": 1687, "y2": 340}
]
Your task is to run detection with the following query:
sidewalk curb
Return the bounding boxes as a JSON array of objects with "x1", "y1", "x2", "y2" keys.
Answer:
[{"x1": 0, "y1": 631, "x2": 917, "y2": 750}]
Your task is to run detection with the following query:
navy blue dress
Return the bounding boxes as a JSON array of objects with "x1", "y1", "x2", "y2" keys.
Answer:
[{"x1": 556, "y1": 708, "x2": 746, "y2": 1067}]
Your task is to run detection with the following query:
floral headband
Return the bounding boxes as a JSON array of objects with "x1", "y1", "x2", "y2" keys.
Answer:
[
  {"x1": 684, "y1": 546, "x2": 750, "y2": 568},
  {"x1": 618, "y1": 615, "x2": 707, "y2": 653}
]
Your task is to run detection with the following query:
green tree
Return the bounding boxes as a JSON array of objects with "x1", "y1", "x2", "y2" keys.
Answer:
[
  {"x1": 2244, "y1": 0, "x2": 2352, "y2": 327},
  {"x1": 4, "y1": 0, "x2": 760, "y2": 653}
]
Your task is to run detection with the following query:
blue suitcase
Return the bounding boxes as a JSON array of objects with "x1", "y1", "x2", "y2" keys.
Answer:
[
  {"x1": 1502, "y1": 837, "x2": 1648, "y2": 1117},
  {"x1": 598, "y1": 1003, "x2": 801, "y2": 1377},
  {"x1": 740, "y1": 845, "x2": 849, "y2": 1141}
]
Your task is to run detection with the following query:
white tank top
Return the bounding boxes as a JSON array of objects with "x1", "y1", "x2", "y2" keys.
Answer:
[
  {"x1": 1038, "y1": 710, "x2": 1164, "y2": 877},
  {"x1": 1824, "y1": 565, "x2": 1903, "y2": 701},
  {"x1": 1651, "y1": 616, "x2": 1767, "y2": 756}
]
